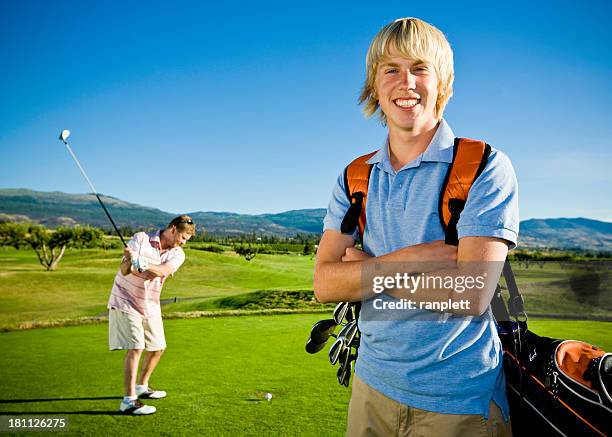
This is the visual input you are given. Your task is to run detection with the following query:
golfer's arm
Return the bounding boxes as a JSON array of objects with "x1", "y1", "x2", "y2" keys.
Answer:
[
  {"x1": 387, "y1": 237, "x2": 508, "y2": 316},
  {"x1": 145, "y1": 262, "x2": 175, "y2": 278}
]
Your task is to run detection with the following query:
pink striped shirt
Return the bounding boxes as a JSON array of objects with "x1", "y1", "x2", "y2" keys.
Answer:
[{"x1": 107, "y1": 231, "x2": 185, "y2": 318}]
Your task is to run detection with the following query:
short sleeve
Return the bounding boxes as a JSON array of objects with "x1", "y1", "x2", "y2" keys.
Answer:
[
  {"x1": 163, "y1": 248, "x2": 185, "y2": 276},
  {"x1": 322, "y1": 172, "x2": 358, "y2": 239},
  {"x1": 457, "y1": 149, "x2": 519, "y2": 249}
]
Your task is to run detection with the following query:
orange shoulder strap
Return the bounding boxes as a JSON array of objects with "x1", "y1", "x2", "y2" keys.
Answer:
[
  {"x1": 340, "y1": 139, "x2": 490, "y2": 244},
  {"x1": 340, "y1": 151, "x2": 377, "y2": 239},
  {"x1": 439, "y1": 138, "x2": 491, "y2": 245}
]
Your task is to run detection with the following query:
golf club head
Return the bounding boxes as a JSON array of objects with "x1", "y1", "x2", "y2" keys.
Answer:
[
  {"x1": 310, "y1": 319, "x2": 338, "y2": 344},
  {"x1": 337, "y1": 320, "x2": 359, "y2": 346},
  {"x1": 333, "y1": 302, "x2": 350, "y2": 324},
  {"x1": 337, "y1": 353, "x2": 352, "y2": 387},
  {"x1": 305, "y1": 337, "x2": 328, "y2": 354},
  {"x1": 328, "y1": 336, "x2": 346, "y2": 365},
  {"x1": 59, "y1": 129, "x2": 71, "y2": 144}
]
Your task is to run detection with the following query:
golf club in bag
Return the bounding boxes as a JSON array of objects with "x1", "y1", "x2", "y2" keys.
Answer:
[
  {"x1": 58, "y1": 130, "x2": 148, "y2": 272},
  {"x1": 305, "y1": 301, "x2": 360, "y2": 387}
]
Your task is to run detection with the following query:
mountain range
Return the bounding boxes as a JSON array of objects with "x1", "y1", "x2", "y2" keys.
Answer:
[{"x1": 1, "y1": 189, "x2": 610, "y2": 250}]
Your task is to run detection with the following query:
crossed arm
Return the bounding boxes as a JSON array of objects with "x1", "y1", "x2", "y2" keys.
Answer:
[{"x1": 313, "y1": 230, "x2": 509, "y2": 316}]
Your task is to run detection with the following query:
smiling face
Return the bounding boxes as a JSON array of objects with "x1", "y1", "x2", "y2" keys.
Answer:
[
  {"x1": 375, "y1": 45, "x2": 439, "y2": 134},
  {"x1": 359, "y1": 18, "x2": 454, "y2": 127}
]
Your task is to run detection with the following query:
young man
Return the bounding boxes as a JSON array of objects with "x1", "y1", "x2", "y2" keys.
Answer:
[
  {"x1": 107, "y1": 215, "x2": 195, "y2": 415},
  {"x1": 314, "y1": 18, "x2": 518, "y2": 436}
]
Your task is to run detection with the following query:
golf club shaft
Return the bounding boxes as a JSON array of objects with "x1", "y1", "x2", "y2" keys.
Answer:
[
  {"x1": 93, "y1": 192, "x2": 127, "y2": 247},
  {"x1": 63, "y1": 142, "x2": 127, "y2": 247}
]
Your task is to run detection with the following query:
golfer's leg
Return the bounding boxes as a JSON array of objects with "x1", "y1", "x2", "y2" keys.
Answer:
[
  {"x1": 124, "y1": 349, "x2": 143, "y2": 397},
  {"x1": 138, "y1": 315, "x2": 167, "y2": 385},
  {"x1": 138, "y1": 350, "x2": 164, "y2": 386}
]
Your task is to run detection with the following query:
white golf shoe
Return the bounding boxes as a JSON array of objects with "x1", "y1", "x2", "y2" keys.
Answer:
[
  {"x1": 119, "y1": 399, "x2": 156, "y2": 415},
  {"x1": 136, "y1": 386, "x2": 167, "y2": 399}
]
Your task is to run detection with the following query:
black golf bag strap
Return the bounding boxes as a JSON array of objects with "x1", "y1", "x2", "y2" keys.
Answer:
[
  {"x1": 437, "y1": 139, "x2": 525, "y2": 322},
  {"x1": 502, "y1": 259, "x2": 525, "y2": 319}
]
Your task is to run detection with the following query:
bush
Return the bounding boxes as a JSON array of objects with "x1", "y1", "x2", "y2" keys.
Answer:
[{"x1": 189, "y1": 244, "x2": 225, "y2": 253}]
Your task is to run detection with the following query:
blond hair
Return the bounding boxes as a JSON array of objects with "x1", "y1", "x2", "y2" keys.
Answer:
[
  {"x1": 167, "y1": 215, "x2": 196, "y2": 236},
  {"x1": 359, "y1": 17, "x2": 454, "y2": 123}
]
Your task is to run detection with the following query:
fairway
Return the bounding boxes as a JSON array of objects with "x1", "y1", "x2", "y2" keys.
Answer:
[
  {"x1": 1, "y1": 248, "x2": 609, "y2": 331},
  {"x1": 0, "y1": 315, "x2": 610, "y2": 436},
  {"x1": 0, "y1": 247, "x2": 316, "y2": 329}
]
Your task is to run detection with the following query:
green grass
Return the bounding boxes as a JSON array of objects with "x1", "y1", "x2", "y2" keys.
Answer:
[
  {"x1": 0, "y1": 315, "x2": 609, "y2": 436},
  {"x1": 0, "y1": 247, "x2": 315, "y2": 329},
  {"x1": 0, "y1": 314, "x2": 350, "y2": 436},
  {"x1": 528, "y1": 319, "x2": 612, "y2": 349},
  {"x1": 165, "y1": 289, "x2": 334, "y2": 313},
  {"x1": 0, "y1": 248, "x2": 609, "y2": 330}
]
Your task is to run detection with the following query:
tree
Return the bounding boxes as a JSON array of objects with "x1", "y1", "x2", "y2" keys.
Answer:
[
  {"x1": 70, "y1": 226, "x2": 104, "y2": 248},
  {"x1": 24, "y1": 225, "x2": 74, "y2": 271},
  {"x1": 0, "y1": 222, "x2": 29, "y2": 249},
  {"x1": 234, "y1": 243, "x2": 258, "y2": 261},
  {"x1": 303, "y1": 241, "x2": 314, "y2": 256}
]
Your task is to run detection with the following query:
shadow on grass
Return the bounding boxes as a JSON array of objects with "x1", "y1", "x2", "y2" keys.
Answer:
[
  {"x1": 0, "y1": 396, "x2": 160, "y2": 416},
  {"x1": 0, "y1": 398, "x2": 133, "y2": 416},
  {"x1": 0, "y1": 396, "x2": 120, "y2": 404},
  {"x1": 0, "y1": 410, "x2": 125, "y2": 416}
]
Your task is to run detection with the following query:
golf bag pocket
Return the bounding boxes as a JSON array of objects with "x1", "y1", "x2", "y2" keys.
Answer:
[{"x1": 553, "y1": 341, "x2": 609, "y2": 407}]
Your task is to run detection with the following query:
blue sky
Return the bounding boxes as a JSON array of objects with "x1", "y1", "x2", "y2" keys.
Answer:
[{"x1": 1, "y1": 0, "x2": 610, "y2": 220}]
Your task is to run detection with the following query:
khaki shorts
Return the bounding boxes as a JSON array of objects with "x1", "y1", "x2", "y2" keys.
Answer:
[
  {"x1": 347, "y1": 376, "x2": 512, "y2": 437},
  {"x1": 108, "y1": 309, "x2": 166, "y2": 351}
]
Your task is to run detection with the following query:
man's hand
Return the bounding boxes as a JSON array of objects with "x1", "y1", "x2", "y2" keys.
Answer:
[
  {"x1": 120, "y1": 247, "x2": 134, "y2": 276},
  {"x1": 123, "y1": 247, "x2": 134, "y2": 263},
  {"x1": 406, "y1": 240, "x2": 458, "y2": 265},
  {"x1": 342, "y1": 247, "x2": 372, "y2": 262}
]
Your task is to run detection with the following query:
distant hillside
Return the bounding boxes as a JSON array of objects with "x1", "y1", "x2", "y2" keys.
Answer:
[
  {"x1": 519, "y1": 218, "x2": 612, "y2": 251},
  {"x1": 1, "y1": 188, "x2": 611, "y2": 250},
  {"x1": 0, "y1": 189, "x2": 323, "y2": 237},
  {"x1": 0, "y1": 189, "x2": 173, "y2": 229},
  {"x1": 188, "y1": 209, "x2": 326, "y2": 236}
]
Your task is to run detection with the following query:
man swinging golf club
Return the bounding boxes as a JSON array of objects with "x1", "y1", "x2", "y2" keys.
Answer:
[{"x1": 107, "y1": 215, "x2": 195, "y2": 415}]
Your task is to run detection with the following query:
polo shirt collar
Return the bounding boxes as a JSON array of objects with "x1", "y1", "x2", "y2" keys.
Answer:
[
  {"x1": 149, "y1": 230, "x2": 162, "y2": 250},
  {"x1": 366, "y1": 119, "x2": 455, "y2": 173}
]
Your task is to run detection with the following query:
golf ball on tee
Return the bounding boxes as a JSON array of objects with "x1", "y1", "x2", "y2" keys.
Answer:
[{"x1": 264, "y1": 393, "x2": 272, "y2": 401}]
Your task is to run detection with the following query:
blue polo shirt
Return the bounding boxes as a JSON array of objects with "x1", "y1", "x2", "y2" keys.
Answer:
[{"x1": 323, "y1": 119, "x2": 519, "y2": 419}]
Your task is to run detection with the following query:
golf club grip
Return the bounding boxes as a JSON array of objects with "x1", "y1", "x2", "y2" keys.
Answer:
[{"x1": 95, "y1": 194, "x2": 127, "y2": 247}]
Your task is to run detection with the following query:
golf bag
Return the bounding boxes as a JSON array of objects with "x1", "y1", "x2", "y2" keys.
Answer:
[{"x1": 494, "y1": 263, "x2": 612, "y2": 437}]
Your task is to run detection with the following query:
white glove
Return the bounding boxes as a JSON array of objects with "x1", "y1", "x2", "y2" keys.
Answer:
[{"x1": 131, "y1": 256, "x2": 149, "y2": 273}]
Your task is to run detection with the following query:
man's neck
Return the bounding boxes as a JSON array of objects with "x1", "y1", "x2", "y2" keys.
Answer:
[
  {"x1": 388, "y1": 121, "x2": 440, "y2": 171},
  {"x1": 158, "y1": 229, "x2": 171, "y2": 252}
]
